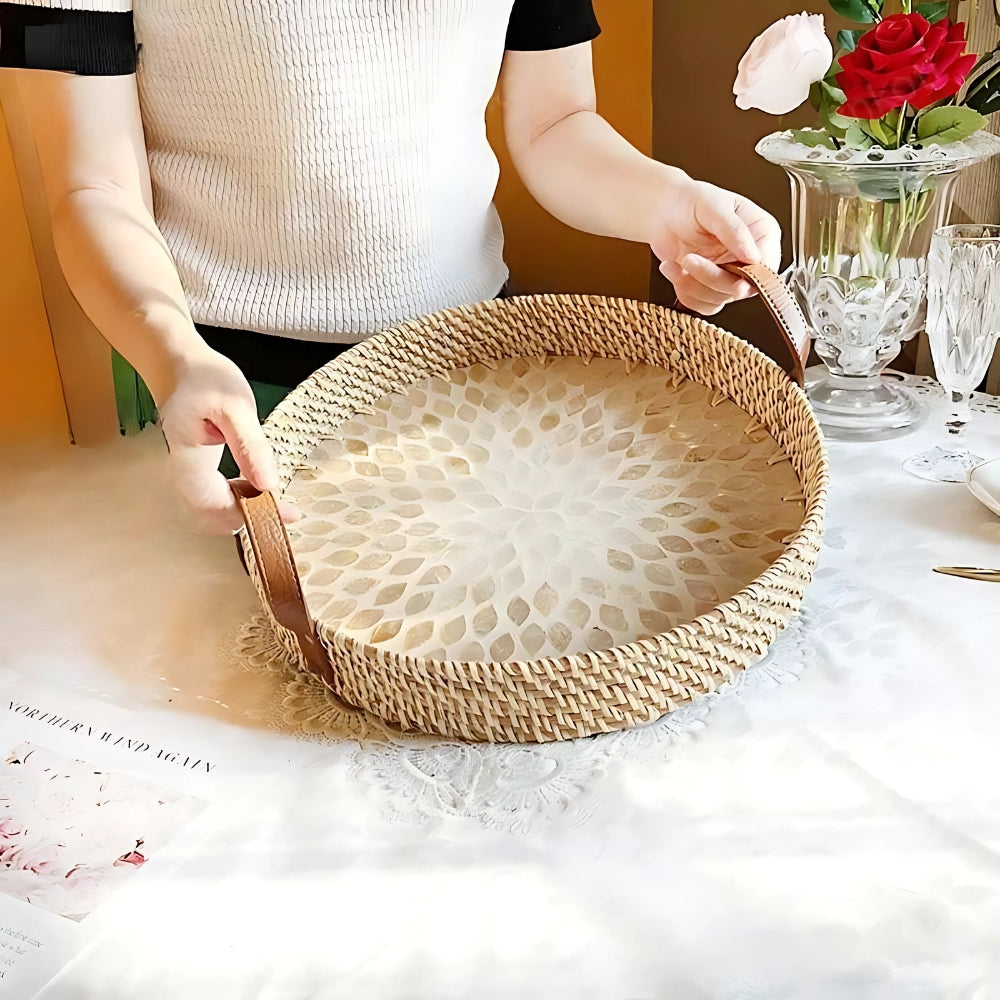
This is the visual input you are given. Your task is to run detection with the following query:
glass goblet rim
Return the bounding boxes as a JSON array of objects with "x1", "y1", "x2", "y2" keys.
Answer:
[{"x1": 933, "y1": 224, "x2": 1000, "y2": 244}]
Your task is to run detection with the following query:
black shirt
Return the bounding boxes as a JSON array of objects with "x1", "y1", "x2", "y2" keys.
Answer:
[{"x1": 506, "y1": 0, "x2": 601, "y2": 52}]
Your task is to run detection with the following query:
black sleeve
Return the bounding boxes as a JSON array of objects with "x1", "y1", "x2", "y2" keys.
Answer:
[
  {"x1": 0, "y1": 3, "x2": 136, "y2": 75},
  {"x1": 505, "y1": 0, "x2": 601, "y2": 52}
]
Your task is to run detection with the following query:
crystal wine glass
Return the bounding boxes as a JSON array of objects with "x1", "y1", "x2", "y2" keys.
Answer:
[{"x1": 903, "y1": 224, "x2": 1000, "y2": 483}]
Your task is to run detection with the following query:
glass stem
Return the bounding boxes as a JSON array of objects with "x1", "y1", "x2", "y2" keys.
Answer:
[{"x1": 945, "y1": 390, "x2": 973, "y2": 441}]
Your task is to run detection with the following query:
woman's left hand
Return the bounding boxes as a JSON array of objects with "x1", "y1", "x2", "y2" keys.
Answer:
[
  {"x1": 651, "y1": 177, "x2": 783, "y2": 316},
  {"x1": 501, "y1": 44, "x2": 782, "y2": 317}
]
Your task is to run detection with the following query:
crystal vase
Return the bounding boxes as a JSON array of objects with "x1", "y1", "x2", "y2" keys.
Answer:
[{"x1": 758, "y1": 131, "x2": 1000, "y2": 441}]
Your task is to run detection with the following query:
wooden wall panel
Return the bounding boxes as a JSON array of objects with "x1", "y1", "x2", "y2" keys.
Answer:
[
  {"x1": 0, "y1": 99, "x2": 68, "y2": 446},
  {"x1": 0, "y1": 75, "x2": 119, "y2": 445}
]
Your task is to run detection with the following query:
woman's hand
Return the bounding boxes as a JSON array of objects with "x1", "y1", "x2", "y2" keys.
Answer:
[
  {"x1": 158, "y1": 351, "x2": 301, "y2": 534},
  {"x1": 650, "y1": 178, "x2": 783, "y2": 316},
  {"x1": 501, "y1": 45, "x2": 782, "y2": 318}
]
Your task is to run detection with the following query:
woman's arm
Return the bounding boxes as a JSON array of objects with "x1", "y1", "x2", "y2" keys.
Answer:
[
  {"x1": 16, "y1": 70, "x2": 197, "y2": 404},
  {"x1": 6, "y1": 69, "x2": 291, "y2": 531},
  {"x1": 499, "y1": 44, "x2": 782, "y2": 316}
]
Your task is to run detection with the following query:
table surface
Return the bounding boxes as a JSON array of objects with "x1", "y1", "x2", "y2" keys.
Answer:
[{"x1": 3, "y1": 377, "x2": 1000, "y2": 1000}]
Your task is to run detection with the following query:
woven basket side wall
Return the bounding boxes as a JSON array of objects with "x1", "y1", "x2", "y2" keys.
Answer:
[{"x1": 241, "y1": 295, "x2": 828, "y2": 743}]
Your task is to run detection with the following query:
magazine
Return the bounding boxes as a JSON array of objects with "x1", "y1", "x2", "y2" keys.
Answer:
[{"x1": 0, "y1": 681, "x2": 313, "y2": 998}]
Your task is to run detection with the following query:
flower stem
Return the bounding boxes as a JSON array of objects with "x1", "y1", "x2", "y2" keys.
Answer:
[
  {"x1": 863, "y1": 0, "x2": 883, "y2": 21},
  {"x1": 879, "y1": 199, "x2": 894, "y2": 255}
]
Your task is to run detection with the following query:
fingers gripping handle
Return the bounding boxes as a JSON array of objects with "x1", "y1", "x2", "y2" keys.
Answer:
[
  {"x1": 229, "y1": 481, "x2": 332, "y2": 682},
  {"x1": 720, "y1": 262, "x2": 811, "y2": 387}
]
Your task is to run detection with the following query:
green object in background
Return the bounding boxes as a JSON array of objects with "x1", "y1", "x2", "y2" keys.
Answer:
[
  {"x1": 219, "y1": 381, "x2": 292, "y2": 479},
  {"x1": 111, "y1": 349, "x2": 292, "y2": 477},
  {"x1": 249, "y1": 381, "x2": 292, "y2": 423},
  {"x1": 111, "y1": 349, "x2": 159, "y2": 435}
]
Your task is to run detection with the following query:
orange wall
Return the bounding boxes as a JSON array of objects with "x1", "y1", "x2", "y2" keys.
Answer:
[
  {"x1": 489, "y1": 0, "x2": 654, "y2": 301},
  {"x1": 0, "y1": 103, "x2": 68, "y2": 446}
]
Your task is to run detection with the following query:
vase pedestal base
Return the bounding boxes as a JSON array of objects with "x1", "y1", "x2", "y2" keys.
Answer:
[{"x1": 805, "y1": 368, "x2": 927, "y2": 442}]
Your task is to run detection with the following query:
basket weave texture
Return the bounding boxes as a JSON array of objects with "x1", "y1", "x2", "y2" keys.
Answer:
[{"x1": 241, "y1": 293, "x2": 828, "y2": 743}]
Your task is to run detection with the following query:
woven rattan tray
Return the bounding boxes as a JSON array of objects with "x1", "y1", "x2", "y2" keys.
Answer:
[{"x1": 233, "y1": 264, "x2": 827, "y2": 743}]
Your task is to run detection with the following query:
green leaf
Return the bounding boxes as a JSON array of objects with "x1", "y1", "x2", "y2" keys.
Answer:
[
  {"x1": 836, "y1": 29, "x2": 865, "y2": 54},
  {"x1": 915, "y1": 1, "x2": 949, "y2": 22},
  {"x1": 790, "y1": 129, "x2": 838, "y2": 149},
  {"x1": 916, "y1": 105, "x2": 988, "y2": 144},
  {"x1": 821, "y1": 107, "x2": 852, "y2": 138},
  {"x1": 829, "y1": 0, "x2": 879, "y2": 22},
  {"x1": 817, "y1": 80, "x2": 851, "y2": 138},
  {"x1": 862, "y1": 117, "x2": 897, "y2": 147},
  {"x1": 844, "y1": 123, "x2": 875, "y2": 148},
  {"x1": 967, "y1": 42, "x2": 1000, "y2": 81},
  {"x1": 825, "y1": 116, "x2": 852, "y2": 139},
  {"x1": 972, "y1": 90, "x2": 1000, "y2": 117},
  {"x1": 809, "y1": 80, "x2": 823, "y2": 114},
  {"x1": 964, "y1": 58, "x2": 1000, "y2": 116}
]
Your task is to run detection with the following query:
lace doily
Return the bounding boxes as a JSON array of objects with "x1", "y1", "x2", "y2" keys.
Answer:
[
  {"x1": 222, "y1": 604, "x2": 817, "y2": 835},
  {"x1": 893, "y1": 371, "x2": 1000, "y2": 416}
]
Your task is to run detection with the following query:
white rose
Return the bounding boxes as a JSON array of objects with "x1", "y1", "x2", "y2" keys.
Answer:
[{"x1": 734, "y1": 13, "x2": 834, "y2": 116}]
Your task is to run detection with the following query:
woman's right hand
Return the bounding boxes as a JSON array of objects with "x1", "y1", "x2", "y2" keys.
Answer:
[{"x1": 158, "y1": 350, "x2": 301, "y2": 533}]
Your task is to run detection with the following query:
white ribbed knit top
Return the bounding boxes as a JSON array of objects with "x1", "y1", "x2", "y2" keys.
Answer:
[{"x1": 24, "y1": 0, "x2": 517, "y2": 342}]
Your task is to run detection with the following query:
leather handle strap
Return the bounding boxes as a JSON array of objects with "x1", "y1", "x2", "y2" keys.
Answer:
[
  {"x1": 229, "y1": 481, "x2": 332, "y2": 682},
  {"x1": 719, "y1": 262, "x2": 811, "y2": 387}
]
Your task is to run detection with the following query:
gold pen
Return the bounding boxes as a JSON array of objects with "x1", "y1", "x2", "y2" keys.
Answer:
[{"x1": 933, "y1": 566, "x2": 1000, "y2": 582}]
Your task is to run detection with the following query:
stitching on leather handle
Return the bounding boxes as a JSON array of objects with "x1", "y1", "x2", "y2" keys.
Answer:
[
  {"x1": 721, "y1": 263, "x2": 810, "y2": 387},
  {"x1": 229, "y1": 482, "x2": 330, "y2": 680}
]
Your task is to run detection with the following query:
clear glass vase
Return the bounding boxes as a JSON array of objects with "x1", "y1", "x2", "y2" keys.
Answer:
[{"x1": 758, "y1": 131, "x2": 1000, "y2": 441}]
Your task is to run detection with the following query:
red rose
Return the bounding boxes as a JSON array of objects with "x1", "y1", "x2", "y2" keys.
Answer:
[{"x1": 836, "y1": 13, "x2": 977, "y2": 119}]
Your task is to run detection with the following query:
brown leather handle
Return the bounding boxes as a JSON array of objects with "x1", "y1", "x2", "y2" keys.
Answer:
[
  {"x1": 229, "y1": 481, "x2": 333, "y2": 683},
  {"x1": 720, "y1": 262, "x2": 811, "y2": 387},
  {"x1": 673, "y1": 263, "x2": 811, "y2": 387}
]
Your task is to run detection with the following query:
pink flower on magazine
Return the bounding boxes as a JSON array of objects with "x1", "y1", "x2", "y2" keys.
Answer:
[
  {"x1": 113, "y1": 839, "x2": 147, "y2": 869},
  {"x1": 1, "y1": 837, "x2": 71, "y2": 876},
  {"x1": 113, "y1": 849, "x2": 147, "y2": 869},
  {"x1": 35, "y1": 779, "x2": 81, "y2": 822},
  {"x1": 0, "y1": 817, "x2": 26, "y2": 839},
  {"x1": 30, "y1": 864, "x2": 116, "y2": 918},
  {"x1": 4, "y1": 742, "x2": 64, "y2": 771},
  {"x1": 0, "y1": 869, "x2": 39, "y2": 899}
]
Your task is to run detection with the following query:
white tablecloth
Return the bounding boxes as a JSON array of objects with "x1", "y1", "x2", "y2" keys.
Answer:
[{"x1": 2, "y1": 379, "x2": 1000, "y2": 999}]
